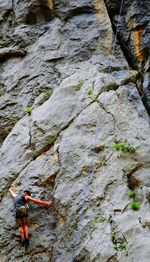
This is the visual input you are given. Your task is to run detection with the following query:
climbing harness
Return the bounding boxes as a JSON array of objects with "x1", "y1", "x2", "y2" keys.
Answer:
[{"x1": 71, "y1": 0, "x2": 125, "y2": 261}]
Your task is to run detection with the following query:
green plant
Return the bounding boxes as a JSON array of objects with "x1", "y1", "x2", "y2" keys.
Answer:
[
  {"x1": 100, "y1": 160, "x2": 107, "y2": 166},
  {"x1": 87, "y1": 228, "x2": 94, "y2": 238},
  {"x1": 2, "y1": 191, "x2": 9, "y2": 198},
  {"x1": 91, "y1": 95, "x2": 97, "y2": 103},
  {"x1": 98, "y1": 216, "x2": 107, "y2": 223},
  {"x1": 0, "y1": 90, "x2": 5, "y2": 97},
  {"x1": 87, "y1": 216, "x2": 107, "y2": 239},
  {"x1": 111, "y1": 231, "x2": 128, "y2": 252},
  {"x1": 32, "y1": 151, "x2": 37, "y2": 160},
  {"x1": 47, "y1": 135, "x2": 57, "y2": 145},
  {"x1": 92, "y1": 216, "x2": 107, "y2": 225},
  {"x1": 111, "y1": 231, "x2": 116, "y2": 242},
  {"x1": 73, "y1": 222, "x2": 78, "y2": 230},
  {"x1": 75, "y1": 82, "x2": 83, "y2": 91},
  {"x1": 115, "y1": 243, "x2": 127, "y2": 251},
  {"x1": 130, "y1": 201, "x2": 141, "y2": 210},
  {"x1": 128, "y1": 190, "x2": 135, "y2": 198},
  {"x1": 112, "y1": 140, "x2": 139, "y2": 154},
  {"x1": 42, "y1": 87, "x2": 52, "y2": 97},
  {"x1": 86, "y1": 87, "x2": 93, "y2": 96},
  {"x1": 24, "y1": 107, "x2": 32, "y2": 115}
]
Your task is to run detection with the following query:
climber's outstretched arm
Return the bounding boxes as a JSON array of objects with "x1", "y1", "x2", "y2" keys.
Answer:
[
  {"x1": 8, "y1": 187, "x2": 17, "y2": 198},
  {"x1": 25, "y1": 195, "x2": 53, "y2": 206}
]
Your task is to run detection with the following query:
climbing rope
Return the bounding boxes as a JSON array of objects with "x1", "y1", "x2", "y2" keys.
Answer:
[
  {"x1": 22, "y1": 246, "x2": 28, "y2": 262},
  {"x1": 71, "y1": 0, "x2": 124, "y2": 261}
]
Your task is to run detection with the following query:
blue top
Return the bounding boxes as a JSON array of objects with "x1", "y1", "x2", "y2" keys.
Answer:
[{"x1": 14, "y1": 194, "x2": 27, "y2": 210}]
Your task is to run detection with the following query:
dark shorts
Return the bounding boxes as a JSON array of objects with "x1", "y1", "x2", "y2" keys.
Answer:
[{"x1": 15, "y1": 207, "x2": 28, "y2": 226}]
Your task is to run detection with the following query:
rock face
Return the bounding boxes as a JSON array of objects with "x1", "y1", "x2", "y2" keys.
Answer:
[
  {"x1": 104, "y1": 0, "x2": 150, "y2": 114},
  {"x1": 0, "y1": 0, "x2": 150, "y2": 262}
]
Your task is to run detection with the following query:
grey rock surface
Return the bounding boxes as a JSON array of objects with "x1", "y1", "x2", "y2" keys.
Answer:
[
  {"x1": 0, "y1": 0, "x2": 112, "y2": 145},
  {"x1": 0, "y1": 0, "x2": 150, "y2": 262},
  {"x1": 104, "y1": 0, "x2": 150, "y2": 115}
]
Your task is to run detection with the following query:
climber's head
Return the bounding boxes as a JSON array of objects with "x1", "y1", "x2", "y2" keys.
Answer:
[{"x1": 23, "y1": 190, "x2": 31, "y2": 197}]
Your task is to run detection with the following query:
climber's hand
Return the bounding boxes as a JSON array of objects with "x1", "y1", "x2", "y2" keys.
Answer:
[
  {"x1": 8, "y1": 186, "x2": 17, "y2": 198},
  {"x1": 47, "y1": 202, "x2": 53, "y2": 207}
]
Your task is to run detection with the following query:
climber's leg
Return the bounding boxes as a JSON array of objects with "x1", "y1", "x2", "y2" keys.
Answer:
[
  {"x1": 22, "y1": 217, "x2": 29, "y2": 248},
  {"x1": 23, "y1": 222, "x2": 29, "y2": 239},
  {"x1": 16, "y1": 210, "x2": 25, "y2": 243},
  {"x1": 18, "y1": 222, "x2": 25, "y2": 240}
]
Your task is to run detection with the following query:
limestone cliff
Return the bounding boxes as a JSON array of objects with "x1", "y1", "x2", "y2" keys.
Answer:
[{"x1": 0, "y1": 1, "x2": 150, "y2": 261}]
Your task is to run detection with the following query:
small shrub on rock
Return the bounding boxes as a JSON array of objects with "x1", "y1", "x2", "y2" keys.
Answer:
[
  {"x1": 111, "y1": 231, "x2": 116, "y2": 242},
  {"x1": 115, "y1": 243, "x2": 127, "y2": 251},
  {"x1": 91, "y1": 95, "x2": 97, "y2": 103},
  {"x1": 87, "y1": 216, "x2": 107, "y2": 239},
  {"x1": 24, "y1": 107, "x2": 32, "y2": 115},
  {"x1": 42, "y1": 87, "x2": 52, "y2": 97},
  {"x1": 47, "y1": 135, "x2": 57, "y2": 145},
  {"x1": 100, "y1": 160, "x2": 107, "y2": 166},
  {"x1": 76, "y1": 82, "x2": 83, "y2": 91},
  {"x1": 92, "y1": 216, "x2": 107, "y2": 224},
  {"x1": 86, "y1": 87, "x2": 93, "y2": 95},
  {"x1": 112, "y1": 140, "x2": 139, "y2": 154},
  {"x1": 130, "y1": 201, "x2": 141, "y2": 210},
  {"x1": 128, "y1": 190, "x2": 135, "y2": 198}
]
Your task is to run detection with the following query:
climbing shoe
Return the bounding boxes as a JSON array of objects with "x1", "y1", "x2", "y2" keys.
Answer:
[
  {"x1": 21, "y1": 239, "x2": 25, "y2": 246},
  {"x1": 24, "y1": 238, "x2": 29, "y2": 249}
]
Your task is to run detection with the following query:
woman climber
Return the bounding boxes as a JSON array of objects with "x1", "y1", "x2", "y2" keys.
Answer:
[{"x1": 8, "y1": 186, "x2": 53, "y2": 248}]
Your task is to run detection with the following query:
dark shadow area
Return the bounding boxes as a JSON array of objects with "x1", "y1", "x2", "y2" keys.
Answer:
[
  {"x1": 63, "y1": 6, "x2": 95, "y2": 21},
  {"x1": 25, "y1": 5, "x2": 54, "y2": 25}
]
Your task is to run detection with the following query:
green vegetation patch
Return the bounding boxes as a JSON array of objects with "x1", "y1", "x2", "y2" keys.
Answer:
[
  {"x1": 90, "y1": 95, "x2": 97, "y2": 103},
  {"x1": 87, "y1": 216, "x2": 107, "y2": 239},
  {"x1": 42, "y1": 87, "x2": 52, "y2": 97},
  {"x1": 86, "y1": 87, "x2": 93, "y2": 96},
  {"x1": 2, "y1": 191, "x2": 9, "y2": 198},
  {"x1": 47, "y1": 135, "x2": 57, "y2": 145},
  {"x1": 87, "y1": 227, "x2": 94, "y2": 238},
  {"x1": 100, "y1": 160, "x2": 107, "y2": 166},
  {"x1": 128, "y1": 190, "x2": 135, "y2": 198},
  {"x1": 111, "y1": 231, "x2": 116, "y2": 242},
  {"x1": 75, "y1": 82, "x2": 83, "y2": 91},
  {"x1": 114, "y1": 243, "x2": 127, "y2": 251},
  {"x1": 24, "y1": 107, "x2": 32, "y2": 115},
  {"x1": 112, "y1": 140, "x2": 139, "y2": 154},
  {"x1": 0, "y1": 90, "x2": 5, "y2": 97},
  {"x1": 32, "y1": 151, "x2": 38, "y2": 160},
  {"x1": 92, "y1": 216, "x2": 107, "y2": 224},
  {"x1": 130, "y1": 201, "x2": 141, "y2": 211},
  {"x1": 111, "y1": 230, "x2": 128, "y2": 253}
]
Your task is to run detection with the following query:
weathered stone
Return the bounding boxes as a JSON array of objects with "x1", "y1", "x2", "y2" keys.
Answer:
[
  {"x1": 0, "y1": 0, "x2": 113, "y2": 145},
  {"x1": 0, "y1": 0, "x2": 150, "y2": 261},
  {"x1": 0, "y1": 47, "x2": 26, "y2": 60},
  {"x1": 104, "y1": 0, "x2": 150, "y2": 115}
]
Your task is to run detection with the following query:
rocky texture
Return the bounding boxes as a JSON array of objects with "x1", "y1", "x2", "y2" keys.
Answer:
[
  {"x1": 0, "y1": 0, "x2": 150, "y2": 262},
  {"x1": 104, "y1": 0, "x2": 150, "y2": 114},
  {"x1": 0, "y1": 0, "x2": 113, "y2": 145}
]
